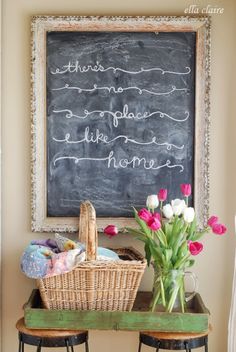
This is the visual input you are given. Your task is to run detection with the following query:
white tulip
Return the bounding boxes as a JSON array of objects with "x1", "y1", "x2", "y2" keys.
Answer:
[
  {"x1": 163, "y1": 204, "x2": 174, "y2": 219},
  {"x1": 183, "y1": 207, "x2": 195, "y2": 223},
  {"x1": 171, "y1": 199, "x2": 186, "y2": 216},
  {"x1": 146, "y1": 194, "x2": 159, "y2": 209}
]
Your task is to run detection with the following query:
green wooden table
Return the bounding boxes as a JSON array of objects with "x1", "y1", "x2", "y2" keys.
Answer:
[{"x1": 24, "y1": 290, "x2": 209, "y2": 333}]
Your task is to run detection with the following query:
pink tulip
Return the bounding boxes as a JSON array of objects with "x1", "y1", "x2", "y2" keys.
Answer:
[
  {"x1": 153, "y1": 212, "x2": 161, "y2": 221},
  {"x1": 180, "y1": 184, "x2": 192, "y2": 197},
  {"x1": 188, "y1": 241, "x2": 203, "y2": 256},
  {"x1": 147, "y1": 216, "x2": 161, "y2": 231},
  {"x1": 207, "y1": 215, "x2": 218, "y2": 227},
  {"x1": 212, "y1": 223, "x2": 227, "y2": 235},
  {"x1": 138, "y1": 208, "x2": 152, "y2": 222},
  {"x1": 104, "y1": 225, "x2": 118, "y2": 237},
  {"x1": 158, "y1": 189, "x2": 167, "y2": 202}
]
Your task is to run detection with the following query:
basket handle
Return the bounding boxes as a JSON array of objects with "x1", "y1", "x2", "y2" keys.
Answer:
[{"x1": 79, "y1": 201, "x2": 97, "y2": 261}]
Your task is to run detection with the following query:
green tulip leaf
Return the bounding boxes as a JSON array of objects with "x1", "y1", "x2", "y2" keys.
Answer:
[
  {"x1": 125, "y1": 227, "x2": 144, "y2": 236},
  {"x1": 187, "y1": 217, "x2": 197, "y2": 240},
  {"x1": 164, "y1": 222, "x2": 173, "y2": 242},
  {"x1": 172, "y1": 233, "x2": 185, "y2": 259},
  {"x1": 154, "y1": 230, "x2": 167, "y2": 247},
  {"x1": 192, "y1": 230, "x2": 207, "y2": 241},
  {"x1": 170, "y1": 217, "x2": 185, "y2": 246},
  {"x1": 177, "y1": 241, "x2": 188, "y2": 257},
  {"x1": 144, "y1": 242, "x2": 151, "y2": 266},
  {"x1": 185, "y1": 259, "x2": 195, "y2": 268},
  {"x1": 150, "y1": 245, "x2": 164, "y2": 265},
  {"x1": 164, "y1": 249, "x2": 173, "y2": 263}
]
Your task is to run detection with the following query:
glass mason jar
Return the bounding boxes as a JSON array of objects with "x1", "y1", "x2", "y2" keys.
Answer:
[{"x1": 150, "y1": 266, "x2": 198, "y2": 313}]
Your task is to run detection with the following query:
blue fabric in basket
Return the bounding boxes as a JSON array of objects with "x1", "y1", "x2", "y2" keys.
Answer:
[{"x1": 21, "y1": 238, "x2": 119, "y2": 279}]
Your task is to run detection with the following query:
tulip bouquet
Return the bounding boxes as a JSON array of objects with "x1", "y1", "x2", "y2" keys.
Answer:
[{"x1": 126, "y1": 184, "x2": 227, "y2": 313}]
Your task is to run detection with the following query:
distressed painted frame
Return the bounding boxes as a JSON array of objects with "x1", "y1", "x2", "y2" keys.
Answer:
[{"x1": 31, "y1": 15, "x2": 211, "y2": 232}]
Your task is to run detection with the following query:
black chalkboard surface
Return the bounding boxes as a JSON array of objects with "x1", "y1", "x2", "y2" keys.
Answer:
[{"x1": 46, "y1": 31, "x2": 195, "y2": 217}]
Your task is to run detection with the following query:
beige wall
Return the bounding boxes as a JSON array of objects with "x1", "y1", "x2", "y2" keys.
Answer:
[{"x1": 2, "y1": 1, "x2": 236, "y2": 351}]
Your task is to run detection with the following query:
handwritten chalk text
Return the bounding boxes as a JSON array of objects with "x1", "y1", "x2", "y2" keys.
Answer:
[
  {"x1": 51, "y1": 60, "x2": 191, "y2": 76},
  {"x1": 53, "y1": 127, "x2": 184, "y2": 151},
  {"x1": 52, "y1": 84, "x2": 188, "y2": 96},
  {"x1": 53, "y1": 104, "x2": 189, "y2": 127},
  {"x1": 53, "y1": 150, "x2": 184, "y2": 172}
]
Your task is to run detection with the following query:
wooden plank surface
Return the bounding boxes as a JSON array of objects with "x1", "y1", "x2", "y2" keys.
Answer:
[
  {"x1": 25, "y1": 308, "x2": 208, "y2": 332},
  {"x1": 24, "y1": 290, "x2": 209, "y2": 333}
]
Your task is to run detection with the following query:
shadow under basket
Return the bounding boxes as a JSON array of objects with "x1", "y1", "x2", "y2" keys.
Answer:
[{"x1": 37, "y1": 202, "x2": 147, "y2": 311}]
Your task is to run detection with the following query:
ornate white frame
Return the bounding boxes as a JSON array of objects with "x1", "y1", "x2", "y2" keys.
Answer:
[{"x1": 31, "y1": 15, "x2": 211, "y2": 233}]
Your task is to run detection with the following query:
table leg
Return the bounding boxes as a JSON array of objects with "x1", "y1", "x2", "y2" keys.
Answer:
[
  {"x1": 184, "y1": 341, "x2": 191, "y2": 352},
  {"x1": 205, "y1": 337, "x2": 208, "y2": 352},
  {"x1": 138, "y1": 341, "x2": 142, "y2": 352},
  {"x1": 18, "y1": 333, "x2": 22, "y2": 352},
  {"x1": 156, "y1": 340, "x2": 160, "y2": 351},
  {"x1": 85, "y1": 338, "x2": 89, "y2": 352},
  {"x1": 65, "y1": 338, "x2": 70, "y2": 352},
  {"x1": 36, "y1": 339, "x2": 42, "y2": 352}
]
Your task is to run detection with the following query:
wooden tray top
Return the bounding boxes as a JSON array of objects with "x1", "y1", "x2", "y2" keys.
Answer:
[{"x1": 24, "y1": 290, "x2": 209, "y2": 333}]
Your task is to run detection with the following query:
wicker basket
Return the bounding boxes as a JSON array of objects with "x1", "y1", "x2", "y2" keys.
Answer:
[{"x1": 37, "y1": 201, "x2": 147, "y2": 311}]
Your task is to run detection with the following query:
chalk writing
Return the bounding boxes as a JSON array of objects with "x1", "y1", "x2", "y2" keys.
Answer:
[
  {"x1": 53, "y1": 150, "x2": 184, "y2": 172},
  {"x1": 52, "y1": 128, "x2": 184, "y2": 151},
  {"x1": 52, "y1": 84, "x2": 188, "y2": 96},
  {"x1": 50, "y1": 60, "x2": 191, "y2": 76},
  {"x1": 46, "y1": 31, "x2": 195, "y2": 217},
  {"x1": 53, "y1": 105, "x2": 189, "y2": 127}
]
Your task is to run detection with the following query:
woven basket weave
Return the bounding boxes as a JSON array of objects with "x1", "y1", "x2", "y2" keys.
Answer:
[{"x1": 37, "y1": 201, "x2": 147, "y2": 311}]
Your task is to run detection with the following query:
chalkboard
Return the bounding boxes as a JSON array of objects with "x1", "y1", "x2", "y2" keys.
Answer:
[
  {"x1": 46, "y1": 31, "x2": 195, "y2": 217},
  {"x1": 31, "y1": 16, "x2": 210, "y2": 232}
]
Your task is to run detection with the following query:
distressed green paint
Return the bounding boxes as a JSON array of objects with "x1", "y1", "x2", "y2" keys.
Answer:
[{"x1": 24, "y1": 290, "x2": 209, "y2": 333}]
